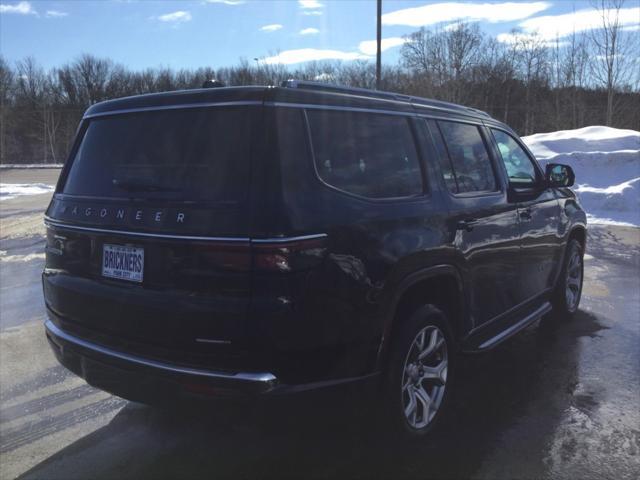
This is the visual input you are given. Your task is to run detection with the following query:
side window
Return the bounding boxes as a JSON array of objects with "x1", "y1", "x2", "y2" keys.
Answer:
[
  {"x1": 436, "y1": 120, "x2": 498, "y2": 194},
  {"x1": 306, "y1": 110, "x2": 423, "y2": 199},
  {"x1": 491, "y1": 129, "x2": 539, "y2": 186}
]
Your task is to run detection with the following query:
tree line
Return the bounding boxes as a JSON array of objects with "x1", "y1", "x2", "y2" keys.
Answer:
[{"x1": 0, "y1": 0, "x2": 638, "y2": 164}]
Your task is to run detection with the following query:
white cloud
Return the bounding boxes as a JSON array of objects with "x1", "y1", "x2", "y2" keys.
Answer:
[
  {"x1": 157, "y1": 10, "x2": 192, "y2": 23},
  {"x1": 515, "y1": 6, "x2": 640, "y2": 40},
  {"x1": 299, "y1": 27, "x2": 319, "y2": 35},
  {"x1": 358, "y1": 37, "x2": 407, "y2": 56},
  {"x1": 0, "y1": 1, "x2": 36, "y2": 15},
  {"x1": 45, "y1": 10, "x2": 68, "y2": 18},
  {"x1": 382, "y1": 2, "x2": 551, "y2": 27},
  {"x1": 299, "y1": 0, "x2": 323, "y2": 16},
  {"x1": 623, "y1": 24, "x2": 640, "y2": 32},
  {"x1": 260, "y1": 23, "x2": 283, "y2": 32},
  {"x1": 262, "y1": 48, "x2": 368, "y2": 65},
  {"x1": 496, "y1": 32, "x2": 567, "y2": 49},
  {"x1": 298, "y1": 0, "x2": 323, "y2": 9},
  {"x1": 205, "y1": 0, "x2": 245, "y2": 4}
]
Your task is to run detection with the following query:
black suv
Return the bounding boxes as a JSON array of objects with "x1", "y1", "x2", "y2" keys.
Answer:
[{"x1": 43, "y1": 81, "x2": 586, "y2": 437}]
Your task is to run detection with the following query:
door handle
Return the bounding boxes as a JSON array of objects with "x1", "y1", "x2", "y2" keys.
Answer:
[
  {"x1": 457, "y1": 218, "x2": 478, "y2": 232},
  {"x1": 519, "y1": 209, "x2": 532, "y2": 221}
]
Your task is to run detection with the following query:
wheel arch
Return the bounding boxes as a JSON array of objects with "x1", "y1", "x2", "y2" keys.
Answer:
[
  {"x1": 375, "y1": 265, "x2": 467, "y2": 370},
  {"x1": 568, "y1": 225, "x2": 587, "y2": 250},
  {"x1": 551, "y1": 224, "x2": 587, "y2": 293}
]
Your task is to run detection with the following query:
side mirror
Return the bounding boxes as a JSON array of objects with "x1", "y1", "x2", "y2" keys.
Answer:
[{"x1": 545, "y1": 163, "x2": 575, "y2": 188}]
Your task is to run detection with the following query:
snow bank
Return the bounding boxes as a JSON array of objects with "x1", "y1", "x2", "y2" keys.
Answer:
[
  {"x1": 522, "y1": 126, "x2": 640, "y2": 227},
  {"x1": 0, "y1": 164, "x2": 63, "y2": 169},
  {"x1": 0, "y1": 183, "x2": 55, "y2": 201}
]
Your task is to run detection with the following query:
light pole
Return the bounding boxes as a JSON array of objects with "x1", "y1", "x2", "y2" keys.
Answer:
[{"x1": 376, "y1": 0, "x2": 382, "y2": 90}]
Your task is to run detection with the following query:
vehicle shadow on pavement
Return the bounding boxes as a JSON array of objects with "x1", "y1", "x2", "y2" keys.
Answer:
[{"x1": 19, "y1": 310, "x2": 607, "y2": 480}]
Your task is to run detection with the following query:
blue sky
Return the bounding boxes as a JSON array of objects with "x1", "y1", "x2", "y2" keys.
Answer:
[{"x1": 0, "y1": 0, "x2": 638, "y2": 70}]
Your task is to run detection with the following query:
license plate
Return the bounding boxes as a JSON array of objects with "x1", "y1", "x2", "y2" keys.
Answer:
[{"x1": 102, "y1": 244, "x2": 144, "y2": 283}]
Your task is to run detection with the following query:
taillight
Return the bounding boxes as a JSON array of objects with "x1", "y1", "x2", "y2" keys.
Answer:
[
  {"x1": 252, "y1": 235, "x2": 327, "y2": 273},
  {"x1": 191, "y1": 235, "x2": 327, "y2": 273},
  {"x1": 191, "y1": 241, "x2": 252, "y2": 272}
]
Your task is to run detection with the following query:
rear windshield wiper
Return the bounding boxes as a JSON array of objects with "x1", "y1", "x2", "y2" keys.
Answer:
[{"x1": 112, "y1": 178, "x2": 181, "y2": 193}]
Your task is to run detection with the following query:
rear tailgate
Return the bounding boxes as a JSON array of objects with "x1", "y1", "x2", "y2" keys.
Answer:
[{"x1": 44, "y1": 103, "x2": 261, "y2": 367}]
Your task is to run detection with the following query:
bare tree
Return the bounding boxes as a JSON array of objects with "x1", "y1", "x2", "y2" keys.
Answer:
[
  {"x1": 72, "y1": 54, "x2": 114, "y2": 104},
  {"x1": 0, "y1": 56, "x2": 14, "y2": 163},
  {"x1": 589, "y1": 0, "x2": 637, "y2": 125},
  {"x1": 514, "y1": 32, "x2": 549, "y2": 135},
  {"x1": 563, "y1": 30, "x2": 590, "y2": 128},
  {"x1": 15, "y1": 57, "x2": 57, "y2": 162},
  {"x1": 446, "y1": 22, "x2": 483, "y2": 103},
  {"x1": 400, "y1": 24, "x2": 483, "y2": 102}
]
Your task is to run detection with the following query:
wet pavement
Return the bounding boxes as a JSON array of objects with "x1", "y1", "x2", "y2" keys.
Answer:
[{"x1": 0, "y1": 169, "x2": 638, "y2": 479}]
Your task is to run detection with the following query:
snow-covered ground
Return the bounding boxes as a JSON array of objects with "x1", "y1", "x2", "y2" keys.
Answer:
[
  {"x1": 0, "y1": 183, "x2": 55, "y2": 201},
  {"x1": 0, "y1": 164, "x2": 63, "y2": 169},
  {"x1": 523, "y1": 126, "x2": 640, "y2": 227}
]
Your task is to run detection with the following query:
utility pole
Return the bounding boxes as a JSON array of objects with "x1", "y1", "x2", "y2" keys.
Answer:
[{"x1": 376, "y1": 0, "x2": 382, "y2": 90}]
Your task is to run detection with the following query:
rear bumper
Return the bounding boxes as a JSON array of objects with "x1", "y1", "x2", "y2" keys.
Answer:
[{"x1": 45, "y1": 319, "x2": 279, "y2": 399}]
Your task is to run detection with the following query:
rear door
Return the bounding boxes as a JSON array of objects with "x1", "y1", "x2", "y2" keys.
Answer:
[
  {"x1": 426, "y1": 119, "x2": 522, "y2": 327},
  {"x1": 44, "y1": 105, "x2": 260, "y2": 357},
  {"x1": 488, "y1": 128, "x2": 563, "y2": 298}
]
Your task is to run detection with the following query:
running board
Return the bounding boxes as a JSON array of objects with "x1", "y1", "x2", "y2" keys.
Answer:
[{"x1": 462, "y1": 301, "x2": 552, "y2": 353}]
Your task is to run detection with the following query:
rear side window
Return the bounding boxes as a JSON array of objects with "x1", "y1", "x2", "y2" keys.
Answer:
[
  {"x1": 63, "y1": 107, "x2": 254, "y2": 202},
  {"x1": 436, "y1": 121, "x2": 497, "y2": 194},
  {"x1": 306, "y1": 110, "x2": 423, "y2": 199}
]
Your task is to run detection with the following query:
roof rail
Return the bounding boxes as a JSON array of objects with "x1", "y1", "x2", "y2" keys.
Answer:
[
  {"x1": 281, "y1": 79, "x2": 491, "y2": 119},
  {"x1": 281, "y1": 79, "x2": 410, "y2": 102}
]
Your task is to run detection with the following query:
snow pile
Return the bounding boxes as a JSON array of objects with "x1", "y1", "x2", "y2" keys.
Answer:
[
  {"x1": 0, "y1": 164, "x2": 63, "y2": 169},
  {"x1": 522, "y1": 126, "x2": 640, "y2": 227},
  {"x1": 0, "y1": 183, "x2": 55, "y2": 201}
]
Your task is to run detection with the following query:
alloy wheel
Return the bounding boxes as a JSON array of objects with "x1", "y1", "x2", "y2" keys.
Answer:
[
  {"x1": 401, "y1": 325, "x2": 448, "y2": 430},
  {"x1": 565, "y1": 249, "x2": 583, "y2": 311}
]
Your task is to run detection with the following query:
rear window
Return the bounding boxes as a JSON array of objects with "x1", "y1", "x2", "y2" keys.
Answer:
[
  {"x1": 62, "y1": 107, "x2": 254, "y2": 202},
  {"x1": 306, "y1": 110, "x2": 423, "y2": 199}
]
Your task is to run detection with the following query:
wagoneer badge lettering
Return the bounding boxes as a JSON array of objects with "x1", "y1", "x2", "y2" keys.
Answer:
[{"x1": 48, "y1": 200, "x2": 189, "y2": 231}]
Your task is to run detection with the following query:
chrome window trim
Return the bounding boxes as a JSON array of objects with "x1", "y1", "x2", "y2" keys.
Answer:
[
  {"x1": 416, "y1": 113, "x2": 484, "y2": 127},
  {"x1": 267, "y1": 102, "x2": 485, "y2": 127},
  {"x1": 44, "y1": 218, "x2": 250, "y2": 242},
  {"x1": 83, "y1": 101, "x2": 263, "y2": 120},
  {"x1": 252, "y1": 233, "x2": 328, "y2": 243},
  {"x1": 45, "y1": 320, "x2": 277, "y2": 385},
  {"x1": 44, "y1": 217, "x2": 327, "y2": 244},
  {"x1": 266, "y1": 99, "x2": 481, "y2": 119},
  {"x1": 266, "y1": 101, "x2": 414, "y2": 117}
]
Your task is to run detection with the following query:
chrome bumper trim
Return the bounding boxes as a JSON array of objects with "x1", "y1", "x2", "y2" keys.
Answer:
[{"x1": 45, "y1": 319, "x2": 278, "y2": 389}]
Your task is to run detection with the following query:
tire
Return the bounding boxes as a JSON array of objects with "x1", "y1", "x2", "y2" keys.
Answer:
[
  {"x1": 552, "y1": 239, "x2": 584, "y2": 317},
  {"x1": 383, "y1": 304, "x2": 455, "y2": 440}
]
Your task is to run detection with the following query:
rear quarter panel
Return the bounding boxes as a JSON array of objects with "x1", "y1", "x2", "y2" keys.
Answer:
[{"x1": 248, "y1": 106, "x2": 459, "y2": 382}]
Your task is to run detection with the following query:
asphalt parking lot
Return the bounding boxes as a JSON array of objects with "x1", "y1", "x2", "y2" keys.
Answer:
[{"x1": 0, "y1": 168, "x2": 638, "y2": 480}]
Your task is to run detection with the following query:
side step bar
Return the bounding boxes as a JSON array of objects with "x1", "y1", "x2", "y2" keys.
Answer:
[{"x1": 463, "y1": 301, "x2": 553, "y2": 352}]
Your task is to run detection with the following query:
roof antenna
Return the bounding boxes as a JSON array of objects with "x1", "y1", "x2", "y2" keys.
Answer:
[{"x1": 202, "y1": 79, "x2": 225, "y2": 88}]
